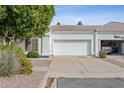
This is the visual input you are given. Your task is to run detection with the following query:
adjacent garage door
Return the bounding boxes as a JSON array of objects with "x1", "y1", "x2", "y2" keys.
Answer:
[{"x1": 53, "y1": 40, "x2": 91, "y2": 56}]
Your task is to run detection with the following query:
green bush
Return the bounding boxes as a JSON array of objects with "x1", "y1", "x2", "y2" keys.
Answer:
[
  {"x1": 0, "y1": 44, "x2": 32, "y2": 75},
  {"x1": 13, "y1": 45, "x2": 32, "y2": 75},
  {"x1": 0, "y1": 49, "x2": 21, "y2": 77},
  {"x1": 99, "y1": 51, "x2": 107, "y2": 58},
  {"x1": 27, "y1": 51, "x2": 40, "y2": 58}
]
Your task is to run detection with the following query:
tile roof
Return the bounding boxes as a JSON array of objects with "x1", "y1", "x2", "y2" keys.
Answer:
[
  {"x1": 50, "y1": 22, "x2": 124, "y2": 32},
  {"x1": 50, "y1": 25, "x2": 99, "y2": 31},
  {"x1": 97, "y1": 22, "x2": 124, "y2": 31}
]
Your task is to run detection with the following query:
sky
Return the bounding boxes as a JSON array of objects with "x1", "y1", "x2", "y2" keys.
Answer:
[{"x1": 51, "y1": 5, "x2": 124, "y2": 25}]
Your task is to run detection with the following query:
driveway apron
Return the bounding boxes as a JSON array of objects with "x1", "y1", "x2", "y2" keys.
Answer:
[
  {"x1": 48, "y1": 56, "x2": 88, "y2": 77},
  {"x1": 48, "y1": 56, "x2": 124, "y2": 78}
]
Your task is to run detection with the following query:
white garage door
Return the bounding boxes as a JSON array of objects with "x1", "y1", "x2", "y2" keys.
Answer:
[{"x1": 53, "y1": 40, "x2": 91, "y2": 56}]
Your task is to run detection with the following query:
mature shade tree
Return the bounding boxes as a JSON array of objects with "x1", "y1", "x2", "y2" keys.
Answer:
[
  {"x1": 0, "y1": 5, "x2": 55, "y2": 44},
  {"x1": 56, "y1": 22, "x2": 61, "y2": 25},
  {"x1": 77, "y1": 21, "x2": 83, "y2": 25}
]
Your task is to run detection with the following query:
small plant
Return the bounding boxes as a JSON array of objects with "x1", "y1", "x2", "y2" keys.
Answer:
[
  {"x1": 0, "y1": 50, "x2": 21, "y2": 77},
  {"x1": 27, "y1": 51, "x2": 40, "y2": 58},
  {"x1": 99, "y1": 51, "x2": 107, "y2": 58}
]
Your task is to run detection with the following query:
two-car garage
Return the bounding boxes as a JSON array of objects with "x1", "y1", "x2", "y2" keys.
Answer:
[
  {"x1": 50, "y1": 25, "x2": 96, "y2": 56},
  {"x1": 53, "y1": 40, "x2": 91, "y2": 56}
]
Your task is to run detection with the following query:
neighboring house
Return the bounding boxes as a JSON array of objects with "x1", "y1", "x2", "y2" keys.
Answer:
[{"x1": 20, "y1": 22, "x2": 124, "y2": 56}]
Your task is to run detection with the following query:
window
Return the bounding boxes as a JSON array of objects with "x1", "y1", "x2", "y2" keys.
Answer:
[
  {"x1": 32, "y1": 39, "x2": 38, "y2": 51},
  {"x1": 25, "y1": 38, "x2": 38, "y2": 52}
]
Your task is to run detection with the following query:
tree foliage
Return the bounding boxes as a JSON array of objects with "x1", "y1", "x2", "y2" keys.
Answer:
[
  {"x1": 0, "y1": 5, "x2": 55, "y2": 43},
  {"x1": 56, "y1": 22, "x2": 61, "y2": 25},
  {"x1": 77, "y1": 21, "x2": 83, "y2": 25}
]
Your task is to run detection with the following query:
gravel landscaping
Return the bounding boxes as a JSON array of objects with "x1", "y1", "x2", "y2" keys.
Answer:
[
  {"x1": 0, "y1": 71, "x2": 45, "y2": 88},
  {"x1": 0, "y1": 59, "x2": 51, "y2": 88}
]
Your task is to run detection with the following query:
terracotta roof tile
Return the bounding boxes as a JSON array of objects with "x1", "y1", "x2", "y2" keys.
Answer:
[
  {"x1": 50, "y1": 25, "x2": 99, "y2": 31},
  {"x1": 97, "y1": 22, "x2": 124, "y2": 31},
  {"x1": 50, "y1": 22, "x2": 124, "y2": 32}
]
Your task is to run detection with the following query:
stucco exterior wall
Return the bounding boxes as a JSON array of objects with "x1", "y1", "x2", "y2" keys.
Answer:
[
  {"x1": 98, "y1": 31, "x2": 124, "y2": 40},
  {"x1": 19, "y1": 40, "x2": 25, "y2": 52},
  {"x1": 20, "y1": 31, "x2": 124, "y2": 56},
  {"x1": 42, "y1": 36, "x2": 50, "y2": 56}
]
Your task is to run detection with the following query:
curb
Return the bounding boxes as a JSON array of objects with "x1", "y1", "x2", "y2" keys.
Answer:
[
  {"x1": 28, "y1": 58, "x2": 52, "y2": 61},
  {"x1": 39, "y1": 56, "x2": 53, "y2": 88},
  {"x1": 39, "y1": 72, "x2": 48, "y2": 88}
]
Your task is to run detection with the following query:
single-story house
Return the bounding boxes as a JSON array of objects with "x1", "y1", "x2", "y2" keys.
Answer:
[{"x1": 20, "y1": 22, "x2": 124, "y2": 56}]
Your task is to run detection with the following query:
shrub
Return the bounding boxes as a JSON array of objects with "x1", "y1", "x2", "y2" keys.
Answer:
[
  {"x1": 99, "y1": 51, "x2": 107, "y2": 58},
  {"x1": 10, "y1": 44, "x2": 32, "y2": 75},
  {"x1": 0, "y1": 49, "x2": 21, "y2": 77},
  {"x1": 0, "y1": 44, "x2": 32, "y2": 75},
  {"x1": 27, "y1": 51, "x2": 40, "y2": 58}
]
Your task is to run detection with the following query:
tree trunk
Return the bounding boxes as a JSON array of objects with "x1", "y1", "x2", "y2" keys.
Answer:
[
  {"x1": 4, "y1": 36, "x2": 10, "y2": 44},
  {"x1": 4, "y1": 36, "x2": 15, "y2": 45}
]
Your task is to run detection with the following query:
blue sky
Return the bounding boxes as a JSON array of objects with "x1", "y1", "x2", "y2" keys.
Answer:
[{"x1": 51, "y1": 5, "x2": 124, "y2": 25}]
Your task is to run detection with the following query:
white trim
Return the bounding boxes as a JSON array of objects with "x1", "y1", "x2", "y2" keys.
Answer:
[{"x1": 94, "y1": 31, "x2": 98, "y2": 56}]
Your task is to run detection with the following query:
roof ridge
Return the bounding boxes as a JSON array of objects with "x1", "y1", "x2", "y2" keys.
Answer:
[
  {"x1": 50, "y1": 24, "x2": 101, "y2": 26},
  {"x1": 50, "y1": 21, "x2": 124, "y2": 32},
  {"x1": 104, "y1": 21, "x2": 124, "y2": 25}
]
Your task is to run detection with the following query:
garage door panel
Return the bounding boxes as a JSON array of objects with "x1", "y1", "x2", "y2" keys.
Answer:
[{"x1": 53, "y1": 40, "x2": 91, "y2": 56}]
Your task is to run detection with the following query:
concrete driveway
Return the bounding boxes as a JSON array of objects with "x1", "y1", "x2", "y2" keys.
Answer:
[
  {"x1": 107, "y1": 55, "x2": 124, "y2": 63},
  {"x1": 48, "y1": 56, "x2": 124, "y2": 78}
]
